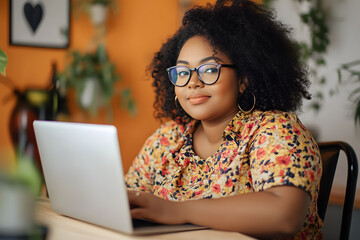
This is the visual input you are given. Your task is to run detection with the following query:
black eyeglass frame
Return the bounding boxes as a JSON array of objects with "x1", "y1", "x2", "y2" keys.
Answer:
[{"x1": 166, "y1": 63, "x2": 235, "y2": 87}]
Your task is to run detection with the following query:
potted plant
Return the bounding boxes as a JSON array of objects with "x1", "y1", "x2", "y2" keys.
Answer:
[
  {"x1": 58, "y1": 44, "x2": 136, "y2": 116},
  {"x1": 73, "y1": 0, "x2": 118, "y2": 25},
  {"x1": 0, "y1": 49, "x2": 44, "y2": 238},
  {"x1": 0, "y1": 155, "x2": 43, "y2": 238}
]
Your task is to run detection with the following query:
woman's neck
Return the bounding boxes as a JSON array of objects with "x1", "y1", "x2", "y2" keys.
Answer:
[
  {"x1": 192, "y1": 110, "x2": 238, "y2": 159},
  {"x1": 202, "y1": 112, "x2": 237, "y2": 141}
]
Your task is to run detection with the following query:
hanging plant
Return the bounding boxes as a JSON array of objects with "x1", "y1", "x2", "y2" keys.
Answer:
[
  {"x1": 73, "y1": 0, "x2": 119, "y2": 20},
  {"x1": 58, "y1": 44, "x2": 136, "y2": 117},
  {"x1": 337, "y1": 60, "x2": 360, "y2": 126}
]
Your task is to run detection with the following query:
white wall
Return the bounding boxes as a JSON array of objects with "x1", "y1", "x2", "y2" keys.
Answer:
[{"x1": 272, "y1": 0, "x2": 360, "y2": 192}]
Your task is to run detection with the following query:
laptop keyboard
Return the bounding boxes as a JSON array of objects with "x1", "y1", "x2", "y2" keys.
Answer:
[{"x1": 132, "y1": 219, "x2": 165, "y2": 227}]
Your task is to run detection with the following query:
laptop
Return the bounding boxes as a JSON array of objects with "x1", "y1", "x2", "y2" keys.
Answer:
[{"x1": 33, "y1": 120, "x2": 207, "y2": 235}]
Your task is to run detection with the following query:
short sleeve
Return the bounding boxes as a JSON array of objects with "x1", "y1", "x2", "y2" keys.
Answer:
[
  {"x1": 125, "y1": 121, "x2": 183, "y2": 192},
  {"x1": 249, "y1": 113, "x2": 321, "y2": 200},
  {"x1": 125, "y1": 139, "x2": 156, "y2": 192}
]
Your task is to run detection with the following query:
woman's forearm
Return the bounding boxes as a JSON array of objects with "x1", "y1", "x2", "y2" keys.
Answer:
[{"x1": 178, "y1": 186, "x2": 310, "y2": 239}]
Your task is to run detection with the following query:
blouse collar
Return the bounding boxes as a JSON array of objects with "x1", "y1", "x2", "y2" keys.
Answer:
[{"x1": 180, "y1": 111, "x2": 259, "y2": 145}]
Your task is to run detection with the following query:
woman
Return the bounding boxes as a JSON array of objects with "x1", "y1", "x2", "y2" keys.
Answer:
[{"x1": 125, "y1": 0, "x2": 322, "y2": 239}]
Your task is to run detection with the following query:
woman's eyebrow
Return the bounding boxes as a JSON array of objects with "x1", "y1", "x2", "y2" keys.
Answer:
[
  {"x1": 176, "y1": 60, "x2": 189, "y2": 64},
  {"x1": 176, "y1": 56, "x2": 223, "y2": 65},
  {"x1": 200, "y1": 56, "x2": 223, "y2": 63}
]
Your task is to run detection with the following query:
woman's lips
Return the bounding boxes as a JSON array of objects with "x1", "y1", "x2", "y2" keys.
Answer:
[{"x1": 188, "y1": 95, "x2": 210, "y2": 104}]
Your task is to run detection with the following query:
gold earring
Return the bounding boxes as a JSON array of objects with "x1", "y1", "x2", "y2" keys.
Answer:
[
  {"x1": 238, "y1": 92, "x2": 256, "y2": 114},
  {"x1": 175, "y1": 96, "x2": 179, "y2": 107}
]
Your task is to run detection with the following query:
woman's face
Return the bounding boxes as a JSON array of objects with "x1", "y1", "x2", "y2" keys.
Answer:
[{"x1": 175, "y1": 35, "x2": 241, "y2": 123}]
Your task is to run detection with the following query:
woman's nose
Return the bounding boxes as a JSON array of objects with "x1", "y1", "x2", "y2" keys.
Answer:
[{"x1": 187, "y1": 72, "x2": 204, "y2": 89}]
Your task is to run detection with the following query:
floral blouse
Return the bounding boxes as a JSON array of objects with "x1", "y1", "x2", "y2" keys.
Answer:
[{"x1": 125, "y1": 110, "x2": 323, "y2": 239}]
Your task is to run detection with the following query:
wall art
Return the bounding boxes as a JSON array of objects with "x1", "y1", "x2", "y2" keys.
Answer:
[{"x1": 9, "y1": 0, "x2": 70, "y2": 48}]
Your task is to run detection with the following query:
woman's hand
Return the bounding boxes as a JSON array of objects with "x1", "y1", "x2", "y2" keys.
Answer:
[{"x1": 127, "y1": 190, "x2": 186, "y2": 225}]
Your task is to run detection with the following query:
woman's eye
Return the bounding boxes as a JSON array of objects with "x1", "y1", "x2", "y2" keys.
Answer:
[
  {"x1": 204, "y1": 67, "x2": 219, "y2": 74},
  {"x1": 178, "y1": 71, "x2": 189, "y2": 77}
]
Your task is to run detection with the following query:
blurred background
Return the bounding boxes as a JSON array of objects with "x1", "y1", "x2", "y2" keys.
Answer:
[
  {"x1": 0, "y1": 0, "x2": 359, "y2": 239},
  {"x1": 0, "y1": 0, "x2": 217, "y2": 173}
]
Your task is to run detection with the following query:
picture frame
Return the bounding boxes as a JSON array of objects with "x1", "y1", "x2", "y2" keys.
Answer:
[{"x1": 9, "y1": 0, "x2": 70, "y2": 49}]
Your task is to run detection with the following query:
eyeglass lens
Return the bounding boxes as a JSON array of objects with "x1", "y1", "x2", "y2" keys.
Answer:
[{"x1": 168, "y1": 63, "x2": 220, "y2": 86}]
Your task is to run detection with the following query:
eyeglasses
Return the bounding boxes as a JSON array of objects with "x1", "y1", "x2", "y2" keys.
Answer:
[{"x1": 166, "y1": 63, "x2": 235, "y2": 87}]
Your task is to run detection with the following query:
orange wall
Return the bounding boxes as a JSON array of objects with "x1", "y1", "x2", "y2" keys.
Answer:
[{"x1": 0, "y1": 0, "x2": 217, "y2": 172}]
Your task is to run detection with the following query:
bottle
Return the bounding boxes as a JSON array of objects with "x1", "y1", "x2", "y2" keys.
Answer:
[{"x1": 49, "y1": 62, "x2": 69, "y2": 121}]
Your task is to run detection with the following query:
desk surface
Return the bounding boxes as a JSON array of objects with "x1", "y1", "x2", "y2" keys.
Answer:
[{"x1": 35, "y1": 199, "x2": 255, "y2": 240}]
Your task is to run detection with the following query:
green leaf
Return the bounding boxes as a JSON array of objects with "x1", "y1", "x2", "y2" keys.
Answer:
[
  {"x1": 347, "y1": 69, "x2": 360, "y2": 76},
  {"x1": 349, "y1": 87, "x2": 360, "y2": 99},
  {"x1": 309, "y1": 102, "x2": 321, "y2": 112},
  {"x1": 60, "y1": 27, "x2": 69, "y2": 40},
  {"x1": 342, "y1": 59, "x2": 360, "y2": 69},
  {"x1": 355, "y1": 101, "x2": 360, "y2": 127},
  {"x1": 315, "y1": 91, "x2": 324, "y2": 100},
  {"x1": 316, "y1": 58, "x2": 326, "y2": 66},
  {"x1": 337, "y1": 69, "x2": 342, "y2": 84},
  {"x1": 128, "y1": 100, "x2": 137, "y2": 116},
  {"x1": 319, "y1": 77, "x2": 326, "y2": 85},
  {"x1": 91, "y1": 0, "x2": 112, "y2": 6},
  {"x1": 96, "y1": 44, "x2": 108, "y2": 64},
  {"x1": 0, "y1": 49, "x2": 8, "y2": 75},
  {"x1": 15, "y1": 156, "x2": 42, "y2": 196}
]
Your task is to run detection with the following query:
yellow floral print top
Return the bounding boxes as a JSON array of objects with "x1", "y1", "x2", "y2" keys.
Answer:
[{"x1": 125, "y1": 110, "x2": 323, "y2": 239}]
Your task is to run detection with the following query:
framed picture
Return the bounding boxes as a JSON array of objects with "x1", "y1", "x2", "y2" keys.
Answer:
[{"x1": 9, "y1": 0, "x2": 70, "y2": 48}]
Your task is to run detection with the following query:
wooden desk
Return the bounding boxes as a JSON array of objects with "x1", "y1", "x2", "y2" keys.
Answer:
[{"x1": 35, "y1": 199, "x2": 255, "y2": 240}]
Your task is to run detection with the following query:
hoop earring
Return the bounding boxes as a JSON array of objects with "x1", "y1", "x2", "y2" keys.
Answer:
[
  {"x1": 238, "y1": 92, "x2": 256, "y2": 114},
  {"x1": 175, "y1": 96, "x2": 179, "y2": 107}
]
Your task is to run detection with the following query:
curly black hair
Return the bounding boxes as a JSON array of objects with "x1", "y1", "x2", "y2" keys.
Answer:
[{"x1": 149, "y1": 0, "x2": 310, "y2": 124}]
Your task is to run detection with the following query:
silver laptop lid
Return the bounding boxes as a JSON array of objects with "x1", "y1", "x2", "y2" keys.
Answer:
[{"x1": 33, "y1": 120, "x2": 134, "y2": 234}]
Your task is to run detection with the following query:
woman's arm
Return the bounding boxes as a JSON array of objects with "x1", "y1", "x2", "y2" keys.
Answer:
[{"x1": 128, "y1": 185, "x2": 310, "y2": 239}]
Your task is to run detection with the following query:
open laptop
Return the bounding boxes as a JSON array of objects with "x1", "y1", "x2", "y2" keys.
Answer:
[{"x1": 33, "y1": 120, "x2": 207, "y2": 235}]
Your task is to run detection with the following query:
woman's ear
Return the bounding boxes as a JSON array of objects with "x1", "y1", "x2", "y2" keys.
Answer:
[{"x1": 238, "y1": 77, "x2": 248, "y2": 94}]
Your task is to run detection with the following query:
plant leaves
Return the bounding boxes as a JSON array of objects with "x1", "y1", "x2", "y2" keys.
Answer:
[
  {"x1": 15, "y1": 156, "x2": 42, "y2": 196},
  {"x1": 337, "y1": 69, "x2": 342, "y2": 83},
  {"x1": 0, "y1": 49, "x2": 8, "y2": 75},
  {"x1": 355, "y1": 101, "x2": 360, "y2": 127},
  {"x1": 58, "y1": 44, "x2": 135, "y2": 115}
]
